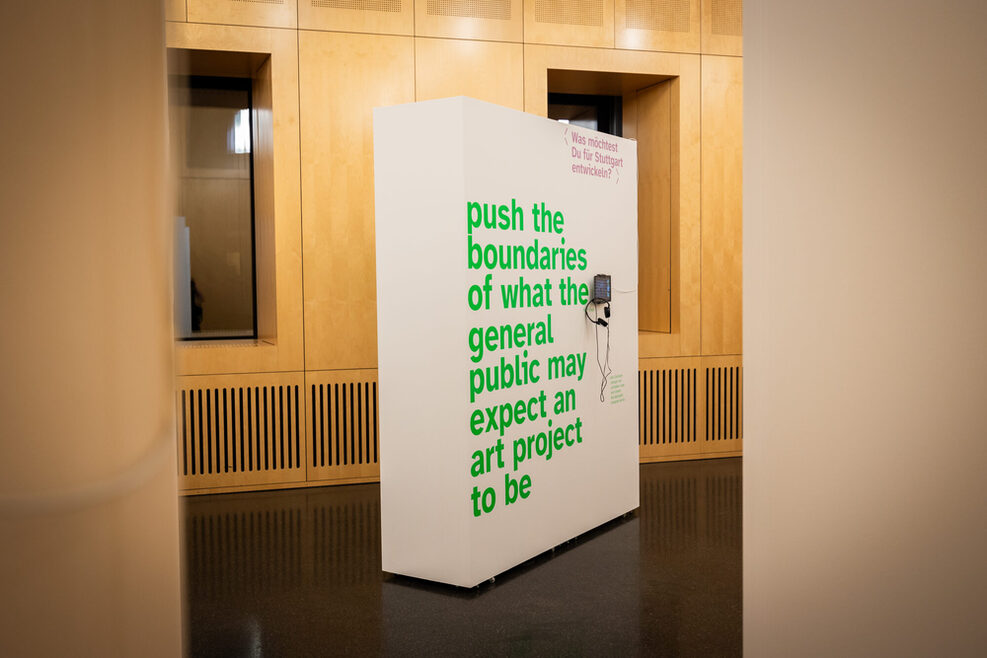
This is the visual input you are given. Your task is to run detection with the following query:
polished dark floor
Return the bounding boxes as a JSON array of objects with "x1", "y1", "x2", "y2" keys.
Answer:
[{"x1": 183, "y1": 458, "x2": 741, "y2": 656}]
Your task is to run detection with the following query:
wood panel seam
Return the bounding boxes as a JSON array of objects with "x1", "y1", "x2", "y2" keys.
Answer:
[
  {"x1": 296, "y1": 23, "x2": 308, "y2": 379},
  {"x1": 180, "y1": 20, "x2": 299, "y2": 31}
]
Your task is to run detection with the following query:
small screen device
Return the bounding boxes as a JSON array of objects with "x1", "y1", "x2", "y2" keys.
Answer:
[
  {"x1": 586, "y1": 274, "x2": 614, "y2": 403},
  {"x1": 593, "y1": 274, "x2": 612, "y2": 303}
]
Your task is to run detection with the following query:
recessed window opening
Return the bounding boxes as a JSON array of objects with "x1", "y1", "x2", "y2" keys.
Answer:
[
  {"x1": 170, "y1": 75, "x2": 258, "y2": 340},
  {"x1": 547, "y1": 71, "x2": 676, "y2": 334},
  {"x1": 547, "y1": 92, "x2": 622, "y2": 137}
]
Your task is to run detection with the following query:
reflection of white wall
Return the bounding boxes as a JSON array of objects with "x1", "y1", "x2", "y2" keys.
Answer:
[
  {"x1": 174, "y1": 217, "x2": 191, "y2": 337},
  {"x1": 375, "y1": 97, "x2": 639, "y2": 587},
  {"x1": 745, "y1": 0, "x2": 987, "y2": 654}
]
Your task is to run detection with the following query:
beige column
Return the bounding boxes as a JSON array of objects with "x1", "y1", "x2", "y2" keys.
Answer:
[
  {"x1": 745, "y1": 0, "x2": 987, "y2": 654},
  {"x1": 0, "y1": 1, "x2": 182, "y2": 655}
]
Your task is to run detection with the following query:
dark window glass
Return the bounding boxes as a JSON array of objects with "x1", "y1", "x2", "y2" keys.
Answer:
[
  {"x1": 170, "y1": 76, "x2": 257, "y2": 340},
  {"x1": 547, "y1": 93, "x2": 623, "y2": 137}
]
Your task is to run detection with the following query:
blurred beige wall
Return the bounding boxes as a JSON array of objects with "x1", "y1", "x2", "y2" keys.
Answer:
[
  {"x1": 0, "y1": 1, "x2": 182, "y2": 655},
  {"x1": 745, "y1": 0, "x2": 987, "y2": 655}
]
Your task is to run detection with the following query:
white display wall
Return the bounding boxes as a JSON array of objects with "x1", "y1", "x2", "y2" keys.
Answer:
[{"x1": 374, "y1": 97, "x2": 639, "y2": 587}]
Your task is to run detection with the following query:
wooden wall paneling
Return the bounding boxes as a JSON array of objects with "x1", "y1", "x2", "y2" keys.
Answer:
[
  {"x1": 415, "y1": 38, "x2": 524, "y2": 110},
  {"x1": 299, "y1": 31, "x2": 415, "y2": 371},
  {"x1": 639, "y1": 356, "x2": 706, "y2": 461},
  {"x1": 621, "y1": 88, "x2": 638, "y2": 140},
  {"x1": 165, "y1": 0, "x2": 187, "y2": 22},
  {"x1": 700, "y1": 0, "x2": 742, "y2": 55},
  {"x1": 176, "y1": 372, "x2": 307, "y2": 492},
  {"x1": 415, "y1": 0, "x2": 523, "y2": 42},
  {"x1": 699, "y1": 354, "x2": 742, "y2": 454},
  {"x1": 167, "y1": 23, "x2": 305, "y2": 376},
  {"x1": 252, "y1": 56, "x2": 278, "y2": 343},
  {"x1": 188, "y1": 0, "x2": 298, "y2": 29},
  {"x1": 523, "y1": 0, "x2": 615, "y2": 48},
  {"x1": 523, "y1": 46, "x2": 700, "y2": 359},
  {"x1": 299, "y1": 0, "x2": 414, "y2": 36},
  {"x1": 615, "y1": 0, "x2": 700, "y2": 53},
  {"x1": 668, "y1": 75, "x2": 684, "y2": 337},
  {"x1": 306, "y1": 369, "x2": 381, "y2": 484},
  {"x1": 700, "y1": 54, "x2": 742, "y2": 355},
  {"x1": 637, "y1": 80, "x2": 672, "y2": 333},
  {"x1": 641, "y1": 64, "x2": 702, "y2": 360}
]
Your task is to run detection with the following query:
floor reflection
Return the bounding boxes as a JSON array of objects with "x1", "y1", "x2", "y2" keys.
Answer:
[{"x1": 183, "y1": 458, "x2": 741, "y2": 656}]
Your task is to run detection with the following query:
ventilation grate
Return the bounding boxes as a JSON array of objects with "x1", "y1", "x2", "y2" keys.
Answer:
[
  {"x1": 311, "y1": 381, "x2": 378, "y2": 468},
  {"x1": 177, "y1": 385, "x2": 301, "y2": 476},
  {"x1": 626, "y1": 0, "x2": 690, "y2": 33},
  {"x1": 426, "y1": 0, "x2": 510, "y2": 20},
  {"x1": 705, "y1": 365, "x2": 742, "y2": 441},
  {"x1": 639, "y1": 367, "x2": 697, "y2": 445},
  {"x1": 711, "y1": 0, "x2": 742, "y2": 36},
  {"x1": 312, "y1": 0, "x2": 401, "y2": 11},
  {"x1": 534, "y1": 0, "x2": 604, "y2": 27}
]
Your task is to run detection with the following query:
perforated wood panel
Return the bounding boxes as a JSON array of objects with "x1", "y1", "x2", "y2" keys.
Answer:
[
  {"x1": 176, "y1": 372, "x2": 306, "y2": 491},
  {"x1": 427, "y1": 0, "x2": 510, "y2": 19},
  {"x1": 524, "y1": 0, "x2": 614, "y2": 47},
  {"x1": 616, "y1": 0, "x2": 700, "y2": 53},
  {"x1": 701, "y1": 0, "x2": 742, "y2": 54},
  {"x1": 638, "y1": 355, "x2": 741, "y2": 461},
  {"x1": 306, "y1": 370, "x2": 380, "y2": 483},
  {"x1": 416, "y1": 0, "x2": 522, "y2": 40},
  {"x1": 315, "y1": 0, "x2": 398, "y2": 8},
  {"x1": 710, "y1": 0, "x2": 741, "y2": 35},
  {"x1": 300, "y1": 0, "x2": 413, "y2": 35}
]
